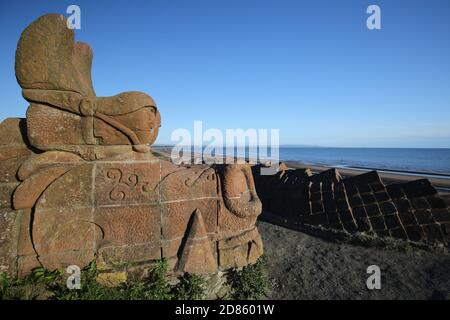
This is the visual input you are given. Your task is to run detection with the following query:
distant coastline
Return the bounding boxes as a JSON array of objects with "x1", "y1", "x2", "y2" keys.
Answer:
[
  {"x1": 153, "y1": 146, "x2": 450, "y2": 175},
  {"x1": 153, "y1": 145, "x2": 450, "y2": 195}
]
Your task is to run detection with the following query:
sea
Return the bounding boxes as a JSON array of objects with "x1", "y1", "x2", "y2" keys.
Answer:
[
  {"x1": 278, "y1": 147, "x2": 450, "y2": 176},
  {"x1": 157, "y1": 146, "x2": 450, "y2": 177}
]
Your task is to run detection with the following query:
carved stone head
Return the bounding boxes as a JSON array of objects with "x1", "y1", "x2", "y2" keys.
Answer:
[{"x1": 15, "y1": 14, "x2": 161, "y2": 159}]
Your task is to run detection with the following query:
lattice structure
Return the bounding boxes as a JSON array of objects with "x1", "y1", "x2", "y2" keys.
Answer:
[{"x1": 254, "y1": 165, "x2": 450, "y2": 244}]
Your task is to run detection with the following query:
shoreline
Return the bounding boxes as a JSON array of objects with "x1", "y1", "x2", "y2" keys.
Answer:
[
  {"x1": 333, "y1": 165, "x2": 450, "y2": 178},
  {"x1": 282, "y1": 160, "x2": 450, "y2": 186},
  {"x1": 151, "y1": 147, "x2": 450, "y2": 195},
  {"x1": 284, "y1": 161, "x2": 450, "y2": 196}
]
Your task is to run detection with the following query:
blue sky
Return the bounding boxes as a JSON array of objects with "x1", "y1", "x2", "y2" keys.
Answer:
[{"x1": 1, "y1": 0, "x2": 449, "y2": 148}]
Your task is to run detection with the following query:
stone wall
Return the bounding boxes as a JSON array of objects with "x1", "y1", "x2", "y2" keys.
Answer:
[
  {"x1": 0, "y1": 120, "x2": 264, "y2": 277},
  {"x1": 253, "y1": 164, "x2": 450, "y2": 245},
  {"x1": 0, "y1": 119, "x2": 35, "y2": 274}
]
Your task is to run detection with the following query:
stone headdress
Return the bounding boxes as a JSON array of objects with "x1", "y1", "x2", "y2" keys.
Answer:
[{"x1": 15, "y1": 14, "x2": 160, "y2": 159}]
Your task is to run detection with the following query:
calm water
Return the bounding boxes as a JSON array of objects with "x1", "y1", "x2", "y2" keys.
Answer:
[
  {"x1": 278, "y1": 148, "x2": 450, "y2": 175},
  {"x1": 162, "y1": 146, "x2": 450, "y2": 175}
]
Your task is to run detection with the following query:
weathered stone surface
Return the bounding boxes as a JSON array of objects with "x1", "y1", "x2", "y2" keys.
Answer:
[
  {"x1": 13, "y1": 165, "x2": 71, "y2": 209},
  {"x1": 16, "y1": 14, "x2": 95, "y2": 96},
  {"x1": 0, "y1": 209, "x2": 18, "y2": 274},
  {"x1": 177, "y1": 210, "x2": 218, "y2": 274},
  {"x1": 161, "y1": 239, "x2": 184, "y2": 259},
  {"x1": 26, "y1": 104, "x2": 86, "y2": 149},
  {"x1": 95, "y1": 205, "x2": 161, "y2": 246},
  {"x1": 0, "y1": 183, "x2": 19, "y2": 209},
  {"x1": 1, "y1": 156, "x2": 31, "y2": 183},
  {"x1": 35, "y1": 164, "x2": 94, "y2": 209},
  {"x1": 39, "y1": 250, "x2": 96, "y2": 272},
  {"x1": 94, "y1": 102, "x2": 160, "y2": 146},
  {"x1": 160, "y1": 166, "x2": 218, "y2": 202},
  {"x1": 0, "y1": 146, "x2": 32, "y2": 163},
  {"x1": 15, "y1": 209, "x2": 35, "y2": 257},
  {"x1": 218, "y1": 229, "x2": 263, "y2": 269},
  {"x1": 219, "y1": 164, "x2": 262, "y2": 219},
  {"x1": 0, "y1": 118, "x2": 29, "y2": 146},
  {"x1": 161, "y1": 199, "x2": 218, "y2": 240},
  {"x1": 95, "y1": 162, "x2": 160, "y2": 206},
  {"x1": 32, "y1": 207, "x2": 98, "y2": 256},
  {"x1": 218, "y1": 207, "x2": 259, "y2": 236},
  {"x1": 98, "y1": 243, "x2": 161, "y2": 268},
  {"x1": 17, "y1": 150, "x2": 82, "y2": 180},
  {"x1": 0, "y1": 13, "x2": 263, "y2": 277},
  {"x1": 16, "y1": 14, "x2": 159, "y2": 158},
  {"x1": 16, "y1": 255, "x2": 40, "y2": 277}
]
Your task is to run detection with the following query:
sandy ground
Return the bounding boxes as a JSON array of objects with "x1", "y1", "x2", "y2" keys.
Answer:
[{"x1": 258, "y1": 220, "x2": 450, "y2": 300}]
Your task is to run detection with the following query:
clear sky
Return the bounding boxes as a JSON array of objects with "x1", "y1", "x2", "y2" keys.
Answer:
[{"x1": 1, "y1": 0, "x2": 449, "y2": 148}]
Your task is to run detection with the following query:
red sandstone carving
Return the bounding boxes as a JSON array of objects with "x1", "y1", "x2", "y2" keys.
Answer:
[
  {"x1": 0, "y1": 14, "x2": 263, "y2": 276},
  {"x1": 16, "y1": 15, "x2": 159, "y2": 158}
]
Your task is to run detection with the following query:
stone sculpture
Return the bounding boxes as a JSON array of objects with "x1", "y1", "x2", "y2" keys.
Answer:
[
  {"x1": 0, "y1": 14, "x2": 263, "y2": 276},
  {"x1": 253, "y1": 164, "x2": 450, "y2": 244}
]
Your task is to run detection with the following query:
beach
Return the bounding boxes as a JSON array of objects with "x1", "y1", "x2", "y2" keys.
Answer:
[{"x1": 152, "y1": 146, "x2": 450, "y2": 199}]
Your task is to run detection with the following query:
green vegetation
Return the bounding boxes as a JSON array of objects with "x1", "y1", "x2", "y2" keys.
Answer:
[
  {"x1": 1, "y1": 259, "x2": 203, "y2": 300},
  {"x1": 49, "y1": 260, "x2": 123, "y2": 300},
  {"x1": 228, "y1": 258, "x2": 268, "y2": 300},
  {"x1": 172, "y1": 273, "x2": 206, "y2": 300},
  {"x1": 0, "y1": 266, "x2": 62, "y2": 300},
  {"x1": 1, "y1": 257, "x2": 267, "y2": 300}
]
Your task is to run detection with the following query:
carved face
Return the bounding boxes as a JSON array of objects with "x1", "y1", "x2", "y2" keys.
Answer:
[
  {"x1": 143, "y1": 106, "x2": 161, "y2": 145},
  {"x1": 131, "y1": 106, "x2": 161, "y2": 146},
  {"x1": 93, "y1": 106, "x2": 161, "y2": 146}
]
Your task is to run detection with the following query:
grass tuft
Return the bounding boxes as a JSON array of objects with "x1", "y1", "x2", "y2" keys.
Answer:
[
  {"x1": 172, "y1": 273, "x2": 206, "y2": 300},
  {"x1": 228, "y1": 257, "x2": 268, "y2": 300},
  {"x1": 1, "y1": 257, "x2": 269, "y2": 300},
  {"x1": 0, "y1": 259, "x2": 208, "y2": 300}
]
